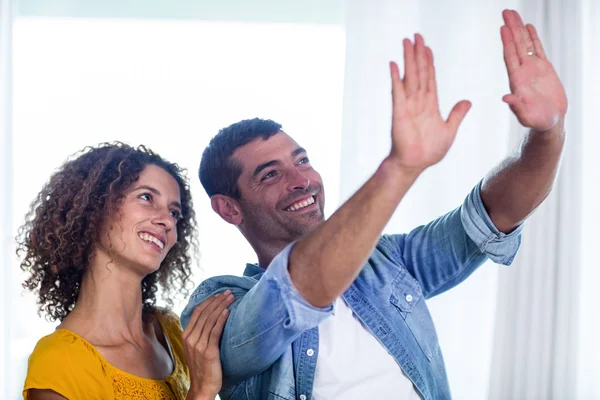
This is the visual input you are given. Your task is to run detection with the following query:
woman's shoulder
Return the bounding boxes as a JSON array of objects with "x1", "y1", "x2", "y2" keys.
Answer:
[
  {"x1": 24, "y1": 330, "x2": 113, "y2": 399},
  {"x1": 154, "y1": 307, "x2": 183, "y2": 336},
  {"x1": 29, "y1": 329, "x2": 101, "y2": 363}
]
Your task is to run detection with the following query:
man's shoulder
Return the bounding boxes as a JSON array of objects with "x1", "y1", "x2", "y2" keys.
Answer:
[
  {"x1": 181, "y1": 273, "x2": 262, "y2": 328},
  {"x1": 188, "y1": 273, "x2": 261, "y2": 302}
]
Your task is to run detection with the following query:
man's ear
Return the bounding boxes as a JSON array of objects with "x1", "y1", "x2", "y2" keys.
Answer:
[{"x1": 211, "y1": 195, "x2": 243, "y2": 226}]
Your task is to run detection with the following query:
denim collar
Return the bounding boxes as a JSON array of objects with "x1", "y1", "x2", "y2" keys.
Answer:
[{"x1": 243, "y1": 263, "x2": 265, "y2": 278}]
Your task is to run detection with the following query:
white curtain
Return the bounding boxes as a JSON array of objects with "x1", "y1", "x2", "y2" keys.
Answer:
[
  {"x1": 341, "y1": 0, "x2": 595, "y2": 399},
  {"x1": 576, "y1": 0, "x2": 600, "y2": 398},
  {"x1": 0, "y1": 0, "x2": 14, "y2": 396},
  {"x1": 488, "y1": 0, "x2": 585, "y2": 398}
]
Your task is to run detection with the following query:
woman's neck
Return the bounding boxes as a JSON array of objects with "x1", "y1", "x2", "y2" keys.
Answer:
[{"x1": 61, "y1": 253, "x2": 152, "y2": 345}]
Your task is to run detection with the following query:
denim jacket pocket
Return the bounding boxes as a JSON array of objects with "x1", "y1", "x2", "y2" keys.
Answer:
[
  {"x1": 390, "y1": 269, "x2": 436, "y2": 361},
  {"x1": 389, "y1": 268, "x2": 423, "y2": 313}
]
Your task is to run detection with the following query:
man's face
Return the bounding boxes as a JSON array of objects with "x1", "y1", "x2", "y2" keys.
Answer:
[{"x1": 233, "y1": 132, "x2": 326, "y2": 244}]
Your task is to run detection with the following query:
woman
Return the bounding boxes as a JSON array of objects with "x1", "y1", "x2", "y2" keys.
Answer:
[{"x1": 18, "y1": 142, "x2": 232, "y2": 399}]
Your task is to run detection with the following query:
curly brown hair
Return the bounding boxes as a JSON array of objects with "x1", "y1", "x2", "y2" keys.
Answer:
[{"x1": 16, "y1": 142, "x2": 198, "y2": 322}]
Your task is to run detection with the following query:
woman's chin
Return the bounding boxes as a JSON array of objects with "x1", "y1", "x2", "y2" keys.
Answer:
[{"x1": 124, "y1": 257, "x2": 163, "y2": 278}]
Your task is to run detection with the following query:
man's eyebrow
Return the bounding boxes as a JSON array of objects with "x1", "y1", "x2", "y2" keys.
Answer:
[
  {"x1": 252, "y1": 160, "x2": 281, "y2": 179},
  {"x1": 292, "y1": 147, "x2": 307, "y2": 157},
  {"x1": 251, "y1": 147, "x2": 308, "y2": 179},
  {"x1": 132, "y1": 185, "x2": 182, "y2": 209}
]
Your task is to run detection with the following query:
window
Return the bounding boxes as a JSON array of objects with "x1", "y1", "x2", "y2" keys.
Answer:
[{"x1": 9, "y1": 17, "x2": 345, "y2": 398}]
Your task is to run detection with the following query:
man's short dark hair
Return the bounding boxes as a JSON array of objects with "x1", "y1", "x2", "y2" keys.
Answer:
[{"x1": 199, "y1": 118, "x2": 282, "y2": 199}]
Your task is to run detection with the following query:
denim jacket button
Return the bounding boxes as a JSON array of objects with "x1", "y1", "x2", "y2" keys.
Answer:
[
  {"x1": 300, "y1": 395, "x2": 307, "y2": 400},
  {"x1": 405, "y1": 294, "x2": 413, "y2": 302},
  {"x1": 306, "y1": 349, "x2": 315, "y2": 357}
]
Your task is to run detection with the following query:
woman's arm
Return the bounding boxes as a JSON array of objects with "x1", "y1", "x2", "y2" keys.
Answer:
[{"x1": 28, "y1": 389, "x2": 68, "y2": 400}]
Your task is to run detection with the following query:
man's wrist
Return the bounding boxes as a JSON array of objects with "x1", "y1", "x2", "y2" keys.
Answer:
[
  {"x1": 379, "y1": 156, "x2": 422, "y2": 188},
  {"x1": 530, "y1": 117, "x2": 566, "y2": 138}
]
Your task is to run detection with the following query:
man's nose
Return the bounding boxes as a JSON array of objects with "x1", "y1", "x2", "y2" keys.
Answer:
[{"x1": 286, "y1": 168, "x2": 310, "y2": 191}]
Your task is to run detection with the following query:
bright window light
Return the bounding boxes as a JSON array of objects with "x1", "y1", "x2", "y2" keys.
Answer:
[{"x1": 10, "y1": 17, "x2": 345, "y2": 399}]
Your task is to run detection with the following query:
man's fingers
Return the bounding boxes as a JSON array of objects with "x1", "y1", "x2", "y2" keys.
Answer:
[
  {"x1": 502, "y1": 94, "x2": 524, "y2": 118},
  {"x1": 445, "y1": 100, "x2": 472, "y2": 134},
  {"x1": 526, "y1": 24, "x2": 547, "y2": 59},
  {"x1": 502, "y1": 93, "x2": 521, "y2": 107},
  {"x1": 414, "y1": 34, "x2": 428, "y2": 94},
  {"x1": 389, "y1": 61, "x2": 401, "y2": 82},
  {"x1": 503, "y1": 9, "x2": 533, "y2": 62},
  {"x1": 425, "y1": 47, "x2": 437, "y2": 94},
  {"x1": 512, "y1": 10, "x2": 535, "y2": 55},
  {"x1": 500, "y1": 25, "x2": 520, "y2": 73},
  {"x1": 403, "y1": 38, "x2": 418, "y2": 96},
  {"x1": 502, "y1": 9, "x2": 526, "y2": 61},
  {"x1": 390, "y1": 61, "x2": 406, "y2": 107},
  {"x1": 508, "y1": 10, "x2": 533, "y2": 63}
]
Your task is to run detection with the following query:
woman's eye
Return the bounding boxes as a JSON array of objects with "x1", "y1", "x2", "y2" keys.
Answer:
[
  {"x1": 139, "y1": 193, "x2": 152, "y2": 202},
  {"x1": 170, "y1": 210, "x2": 182, "y2": 220}
]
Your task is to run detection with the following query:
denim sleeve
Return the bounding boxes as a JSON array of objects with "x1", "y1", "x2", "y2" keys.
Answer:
[
  {"x1": 180, "y1": 242, "x2": 333, "y2": 387},
  {"x1": 386, "y1": 180, "x2": 523, "y2": 299}
]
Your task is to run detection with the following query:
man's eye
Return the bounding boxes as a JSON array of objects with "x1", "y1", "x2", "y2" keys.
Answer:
[
  {"x1": 262, "y1": 171, "x2": 278, "y2": 180},
  {"x1": 298, "y1": 157, "x2": 310, "y2": 165}
]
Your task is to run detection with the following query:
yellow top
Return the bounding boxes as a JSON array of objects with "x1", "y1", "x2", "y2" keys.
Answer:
[{"x1": 23, "y1": 309, "x2": 190, "y2": 400}]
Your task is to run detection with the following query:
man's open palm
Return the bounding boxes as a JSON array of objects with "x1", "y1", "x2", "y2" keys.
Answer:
[
  {"x1": 389, "y1": 34, "x2": 471, "y2": 171},
  {"x1": 501, "y1": 10, "x2": 567, "y2": 131}
]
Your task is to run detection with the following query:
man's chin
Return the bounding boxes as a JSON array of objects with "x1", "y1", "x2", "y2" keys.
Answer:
[
  {"x1": 290, "y1": 213, "x2": 324, "y2": 234},
  {"x1": 293, "y1": 207, "x2": 323, "y2": 221}
]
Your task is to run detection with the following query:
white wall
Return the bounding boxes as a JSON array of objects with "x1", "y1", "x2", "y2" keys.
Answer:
[{"x1": 16, "y1": 0, "x2": 344, "y2": 24}]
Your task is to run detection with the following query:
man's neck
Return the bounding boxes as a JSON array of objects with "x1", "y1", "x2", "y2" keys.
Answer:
[{"x1": 252, "y1": 241, "x2": 291, "y2": 269}]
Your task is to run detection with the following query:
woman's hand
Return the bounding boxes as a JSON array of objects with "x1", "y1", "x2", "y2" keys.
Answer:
[{"x1": 182, "y1": 290, "x2": 234, "y2": 400}]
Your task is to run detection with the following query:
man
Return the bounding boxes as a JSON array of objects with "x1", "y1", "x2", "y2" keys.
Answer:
[{"x1": 181, "y1": 10, "x2": 567, "y2": 400}]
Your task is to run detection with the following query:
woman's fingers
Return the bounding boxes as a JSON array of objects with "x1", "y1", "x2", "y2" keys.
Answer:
[
  {"x1": 197, "y1": 293, "x2": 234, "y2": 351},
  {"x1": 183, "y1": 290, "x2": 232, "y2": 349}
]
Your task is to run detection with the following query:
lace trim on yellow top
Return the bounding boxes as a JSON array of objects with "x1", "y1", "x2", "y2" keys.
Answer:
[{"x1": 23, "y1": 309, "x2": 190, "y2": 400}]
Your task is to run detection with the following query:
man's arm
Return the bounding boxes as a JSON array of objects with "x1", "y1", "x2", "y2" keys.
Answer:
[
  {"x1": 389, "y1": 182, "x2": 524, "y2": 299},
  {"x1": 481, "y1": 10, "x2": 568, "y2": 233},
  {"x1": 289, "y1": 34, "x2": 472, "y2": 308}
]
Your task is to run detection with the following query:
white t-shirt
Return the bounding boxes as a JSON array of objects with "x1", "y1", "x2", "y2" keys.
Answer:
[{"x1": 312, "y1": 297, "x2": 424, "y2": 400}]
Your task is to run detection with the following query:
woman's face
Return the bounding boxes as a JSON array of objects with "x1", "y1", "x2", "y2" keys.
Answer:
[{"x1": 97, "y1": 164, "x2": 183, "y2": 277}]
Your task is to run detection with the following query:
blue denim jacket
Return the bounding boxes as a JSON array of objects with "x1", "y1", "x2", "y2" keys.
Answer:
[{"x1": 181, "y1": 182, "x2": 523, "y2": 400}]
